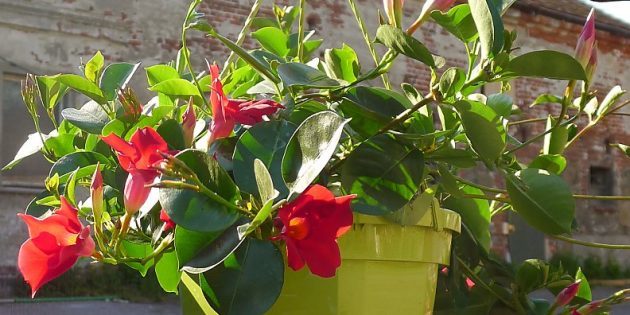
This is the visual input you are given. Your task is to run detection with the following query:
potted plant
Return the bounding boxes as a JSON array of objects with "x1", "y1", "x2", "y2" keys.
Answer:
[{"x1": 5, "y1": 0, "x2": 630, "y2": 314}]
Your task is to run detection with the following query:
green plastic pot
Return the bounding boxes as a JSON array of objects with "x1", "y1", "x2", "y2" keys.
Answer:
[{"x1": 268, "y1": 198, "x2": 461, "y2": 315}]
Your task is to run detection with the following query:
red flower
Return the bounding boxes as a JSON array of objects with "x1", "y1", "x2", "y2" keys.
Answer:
[
  {"x1": 102, "y1": 127, "x2": 168, "y2": 213},
  {"x1": 160, "y1": 209, "x2": 176, "y2": 231},
  {"x1": 275, "y1": 185, "x2": 355, "y2": 278},
  {"x1": 17, "y1": 197, "x2": 95, "y2": 297},
  {"x1": 209, "y1": 64, "x2": 283, "y2": 141},
  {"x1": 555, "y1": 280, "x2": 581, "y2": 307}
]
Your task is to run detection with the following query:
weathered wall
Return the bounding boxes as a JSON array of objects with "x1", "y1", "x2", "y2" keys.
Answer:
[{"x1": 0, "y1": 0, "x2": 628, "y2": 291}]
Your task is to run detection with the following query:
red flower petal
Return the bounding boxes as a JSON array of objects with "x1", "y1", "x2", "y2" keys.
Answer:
[
  {"x1": 129, "y1": 128, "x2": 168, "y2": 170},
  {"x1": 159, "y1": 209, "x2": 176, "y2": 231},
  {"x1": 101, "y1": 133, "x2": 138, "y2": 172},
  {"x1": 228, "y1": 99, "x2": 284, "y2": 125},
  {"x1": 124, "y1": 171, "x2": 157, "y2": 214},
  {"x1": 296, "y1": 238, "x2": 342, "y2": 278},
  {"x1": 285, "y1": 238, "x2": 306, "y2": 272}
]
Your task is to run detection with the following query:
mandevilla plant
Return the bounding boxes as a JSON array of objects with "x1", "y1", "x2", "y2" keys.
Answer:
[{"x1": 5, "y1": 0, "x2": 630, "y2": 314}]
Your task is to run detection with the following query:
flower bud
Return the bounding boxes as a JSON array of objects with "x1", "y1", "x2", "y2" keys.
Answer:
[
  {"x1": 90, "y1": 163, "x2": 104, "y2": 223},
  {"x1": 585, "y1": 43, "x2": 597, "y2": 82},
  {"x1": 118, "y1": 87, "x2": 143, "y2": 122},
  {"x1": 123, "y1": 171, "x2": 154, "y2": 215},
  {"x1": 408, "y1": 0, "x2": 456, "y2": 34},
  {"x1": 575, "y1": 300, "x2": 603, "y2": 315},
  {"x1": 182, "y1": 99, "x2": 196, "y2": 147},
  {"x1": 555, "y1": 280, "x2": 581, "y2": 307},
  {"x1": 383, "y1": 0, "x2": 404, "y2": 28},
  {"x1": 575, "y1": 9, "x2": 596, "y2": 69}
]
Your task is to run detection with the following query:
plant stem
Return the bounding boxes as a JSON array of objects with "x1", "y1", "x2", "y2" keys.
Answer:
[
  {"x1": 462, "y1": 193, "x2": 509, "y2": 203},
  {"x1": 550, "y1": 234, "x2": 630, "y2": 250},
  {"x1": 565, "y1": 99, "x2": 629, "y2": 149},
  {"x1": 220, "y1": 0, "x2": 264, "y2": 78},
  {"x1": 346, "y1": 0, "x2": 391, "y2": 89},
  {"x1": 141, "y1": 234, "x2": 175, "y2": 265},
  {"x1": 377, "y1": 96, "x2": 434, "y2": 134},
  {"x1": 181, "y1": 1, "x2": 209, "y2": 109},
  {"x1": 507, "y1": 117, "x2": 548, "y2": 126},
  {"x1": 113, "y1": 212, "x2": 133, "y2": 254},
  {"x1": 573, "y1": 194, "x2": 630, "y2": 201},
  {"x1": 454, "y1": 176, "x2": 507, "y2": 194},
  {"x1": 297, "y1": 0, "x2": 306, "y2": 63}
]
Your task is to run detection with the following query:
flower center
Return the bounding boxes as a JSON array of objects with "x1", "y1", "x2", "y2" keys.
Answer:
[{"x1": 285, "y1": 217, "x2": 310, "y2": 240}]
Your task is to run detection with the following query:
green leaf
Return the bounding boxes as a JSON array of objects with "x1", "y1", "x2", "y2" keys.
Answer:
[
  {"x1": 207, "y1": 30, "x2": 279, "y2": 83},
  {"x1": 277, "y1": 62, "x2": 340, "y2": 89},
  {"x1": 515, "y1": 259, "x2": 548, "y2": 293},
  {"x1": 100, "y1": 62, "x2": 141, "y2": 101},
  {"x1": 146, "y1": 64, "x2": 180, "y2": 86},
  {"x1": 425, "y1": 147, "x2": 476, "y2": 168},
  {"x1": 437, "y1": 164, "x2": 464, "y2": 198},
  {"x1": 324, "y1": 44, "x2": 360, "y2": 82},
  {"x1": 282, "y1": 111, "x2": 348, "y2": 196},
  {"x1": 121, "y1": 240, "x2": 154, "y2": 276},
  {"x1": 49, "y1": 151, "x2": 110, "y2": 183},
  {"x1": 36, "y1": 76, "x2": 69, "y2": 112},
  {"x1": 252, "y1": 27, "x2": 289, "y2": 57},
  {"x1": 506, "y1": 168, "x2": 575, "y2": 235},
  {"x1": 505, "y1": 51, "x2": 586, "y2": 81},
  {"x1": 338, "y1": 86, "x2": 409, "y2": 137},
  {"x1": 175, "y1": 226, "x2": 221, "y2": 267},
  {"x1": 2, "y1": 132, "x2": 51, "y2": 170},
  {"x1": 454, "y1": 100, "x2": 506, "y2": 164},
  {"x1": 531, "y1": 94, "x2": 563, "y2": 107},
  {"x1": 341, "y1": 133, "x2": 424, "y2": 215},
  {"x1": 387, "y1": 187, "x2": 435, "y2": 225},
  {"x1": 431, "y1": 4, "x2": 478, "y2": 42},
  {"x1": 543, "y1": 116, "x2": 569, "y2": 155},
  {"x1": 157, "y1": 119, "x2": 186, "y2": 151},
  {"x1": 62, "y1": 101, "x2": 110, "y2": 134},
  {"x1": 469, "y1": 0, "x2": 504, "y2": 59},
  {"x1": 54, "y1": 74, "x2": 107, "y2": 104},
  {"x1": 149, "y1": 79, "x2": 201, "y2": 97},
  {"x1": 84, "y1": 51, "x2": 105, "y2": 83},
  {"x1": 64, "y1": 168, "x2": 79, "y2": 206},
  {"x1": 597, "y1": 85, "x2": 625, "y2": 117},
  {"x1": 26, "y1": 191, "x2": 56, "y2": 217},
  {"x1": 254, "y1": 159, "x2": 277, "y2": 203},
  {"x1": 245, "y1": 199, "x2": 273, "y2": 236},
  {"x1": 233, "y1": 121, "x2": 297, "y2": 199},
  {"x1": 203, "y1": 238, "x2": 284, "y2": 315},
  {"x1": 375, "y1": 25, "x2": 436, "y2": 67},
  {"x1": 180, "y1": 273, "x2": 217, "y2": 315},
  {"x1": 528, "y1": 154, "x2": 567, "y2": 175},
  {"x1": 181, "y1": 219, "x2": 249, "y2": 274},
  {"x1": 611, "y1": 143, "x2": 630, "y2": 157},
  {"x1": 159, "y1": 150, "x2": 241, "y2": 232},
  {"x1": 575, "y1": 268, "x2": 592, "y2": 302},
  {"x1": 439, "y1": 67, "x2": 466, "y2": 99},
  {"x1": 486, "y1": 93, "x2": 513, "y2": 117},
  {"x1": 443, "y1": 185, "x2": 491, "y2": 251},
  {"x1": 155, "y1": 250, "x2": 181, "y2": 293}
]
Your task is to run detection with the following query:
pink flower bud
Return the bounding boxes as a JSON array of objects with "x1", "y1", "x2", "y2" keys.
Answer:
[
  {"x1": 383, "y1": 0, "x2": 404, "y2": 28},
  {"x1": 575, "y1": 9, "x2": 596, "y2": 69},
  {"x1": 555, "y1": 281, "x2": 581, "y2": 307},
  {"x1": 408, "y1": 0, "x2": 456, "y2": 34},
  {"x1": 575, "y1": 299, "x2": 603, "y2": 315},
  {"x1": 465, "y1": 277, "x2": 475, "y2": 290},
  {"x1": 585, "y1": 43, "x2": 597, "y2": 82},
  {"x1": 123, "y1": 171, "x2": 154, "y2": 215},
  {"x1": 182, "y1": 100, "x2": 196, "y2": 147},
  {"x1": 90, "y1": 163, "x2": 104, "y2": 221}
]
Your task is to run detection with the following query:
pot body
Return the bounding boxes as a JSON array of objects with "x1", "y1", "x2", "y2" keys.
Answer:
[{"x1": 268, "y1": 203, "x2": 461, "y2": 315}]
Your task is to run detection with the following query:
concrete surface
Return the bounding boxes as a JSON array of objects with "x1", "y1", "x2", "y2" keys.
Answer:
[{"x1": 0, "y1": 300, "x2": 181, "y2": 315}]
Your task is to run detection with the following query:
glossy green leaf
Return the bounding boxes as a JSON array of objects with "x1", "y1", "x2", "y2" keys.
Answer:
[
  {"x1": 611, "y1": 143, "x2": 630, "y2": 157},
  {"x1": 528, "y1": 154, "x2": 567, "y2": 175},
  {"x1": 203, "y1": 238, "x2": 284, "y2": 315},
  {"x1": 159, "y1": 150, "x2": 241, "y2": 232},
  {"x1": 454, "y1": 100, "x2": 506, "y2": 164},
  {"x1": 180, "y1": 273, "x2": 218, "y2": 315},
  {"x1": 575, "y1": 268, "x2": 592, "y2": 302},
  {"x1": 288, "y1": 101, "x2": 328, "y2": 125},
  {"x1": 233, "y1": 121, "x2": 297, "y2": 199},
  {"x1": 324, "y1": 44, "x2": 360, "y2": 82},
  {"x1": 2, "y1": 132, "x2": 51, "y2": 171},
  {"x1": 254, "y1": 159, "x2": 277, "y2": 203},
  {"x1": 245, "y1": 199, "x2": 274, "y2": 237},
  {"x1": 84, "y1": 51, "x2": 104, "y2": 83},
  {"x1": 64, "y1": 168, "x2": 79, "y2": 206},
  {"x1": 36, "y1": 76, "x2": 69, "y2": 112},
  {"x1": 486, "y1": 93, "x2": 513, "y2": 117},
  {"x1": 338, "y1": 86, "x2": 409, "y2": 137},
  {"x1": 597, "y1": 85, "x2": 625, "y2": 117},
  {"x1": 543, "y1": 116, "x2": 569, "y2": 155},
  {"x1": 175, "y1": 226, "x2": 221, "y2": 267},
  {"x1": 506, "y1": 168, "x2": 575, "y2": 235},
  {"x1": 282, "y1": 111, "x2": 348, "y2": 196},
  {"x1": 155, "y1": 250, "x2": 181, "y2": 293},
  {"x1": 469, "y1": 0, "x2": 504, "y2": 59},
  {"x1": 121, "y1": 240, "x2": 154, "y2": 276},
  {"x1": 515, "y1": 259, "x2": 547, "y2": 293},
  {"x1": 437, "y1": 164, "x2": 464, "y2": 198},
  {"x1": 443, "y1": 185, "x2": 491, "y2": 251},
  {"x1": 425, "y1": 147, "x2": 477, "y2": 168},
  {"x1": 531, "y1": 94, "x2": 563, "y2": 107},
  {"x1": 49, "y1": 151, "x2": 110, "y2": 183},
  {"x1": 100, "y1": 62, "x2": 140, "y2": 101},
  {"x1": 146, "y1": 64, "x2": 180, "y2": 86},
  {"x1": 149, "y1": 78, "x2": 201, "y2": 97},
  {"x1": 431, "y1": 4, "x2": 478, "y2": 42},
  {"x1": 62, "y1": 101, "x2": 110, "y2": 134},
  {"x1": 252, "y1": 27, "x2": 289, "y2": 56},
  {"x1": 375, "y1": 25, "x2": 436, "y2": 67},
  {"x1": 181, "y1": 218, "x2": 249, "y2": 274},
  {"x1": 277, "y1": 62, "x2": 340, "y2": 89},
  {"x1": 341, "y1": 133, "x2": 424, "y2": 215},
  {"x1": 439, "y1": 67, "x2": 466, "y2": 99},
  {"x1": 25, "y1": 191, "x2": 55, "y2": 217},
  {"x1": 157, "y1": 119, "x2": 186, "y2": 151},
  {"x1": 387, "y1": 187, "x2": 435, "y2": 226},
  {"x1": 54, "y1": 74, "x2": 106, "y2": 104},
  {"x1": 505, "y1": 51, "x2": 586, "y2": 81}
]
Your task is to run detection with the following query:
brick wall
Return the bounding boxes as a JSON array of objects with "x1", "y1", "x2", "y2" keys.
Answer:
[{"x1": 0, "y1": 0, "x2": 628, "y2": 291}]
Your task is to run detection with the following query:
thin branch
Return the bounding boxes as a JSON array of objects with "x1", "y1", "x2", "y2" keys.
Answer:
[{"x1": 550, "y1": 234, "x2": 630, "y2": 250}]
